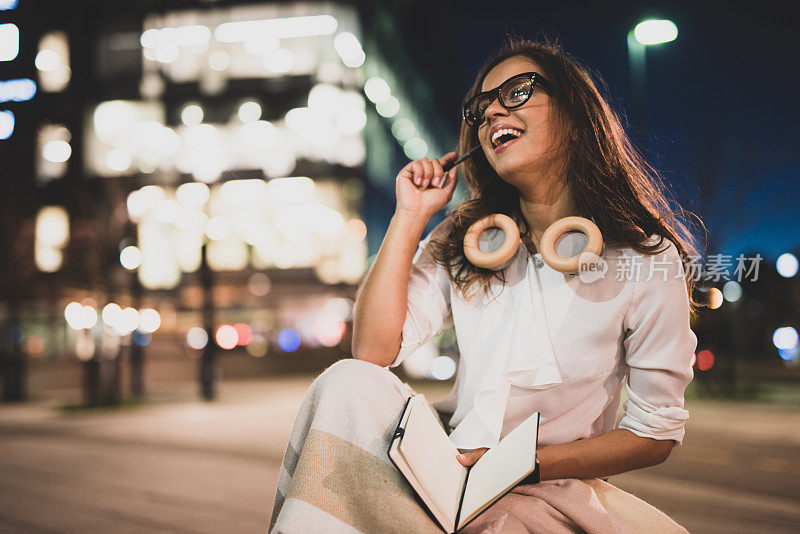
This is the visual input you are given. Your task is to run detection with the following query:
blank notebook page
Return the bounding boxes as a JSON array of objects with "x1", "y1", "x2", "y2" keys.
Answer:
[
  {"x1": 399, "y1": 398, "x2": 467, "y2": 522},
  {"x1": 459, "y1": 413, "x2": 538, "y2": 523}
]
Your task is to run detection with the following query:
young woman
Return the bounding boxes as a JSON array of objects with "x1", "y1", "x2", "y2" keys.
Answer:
[{"x1": 271, "y1": 39, "x2": 703, "y2": 533}]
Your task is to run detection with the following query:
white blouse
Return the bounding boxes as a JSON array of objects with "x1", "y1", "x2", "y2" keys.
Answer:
[{"x1": 390, "y1": 218, "x2": 697, "y2": 451}]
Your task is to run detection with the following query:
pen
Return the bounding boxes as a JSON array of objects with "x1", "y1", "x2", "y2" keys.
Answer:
[{"x1": 435, "y1": 145, "x2": 481, "y2": 188}]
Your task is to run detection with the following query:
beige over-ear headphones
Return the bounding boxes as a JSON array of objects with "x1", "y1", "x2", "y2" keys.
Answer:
[{"x1": 463, "y1": 214, "x2": 603, "y2": 273}]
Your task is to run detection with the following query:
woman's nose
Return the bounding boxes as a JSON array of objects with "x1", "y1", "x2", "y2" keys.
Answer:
[{"x1": 483, "y1": 98, "x2": 509, "y2": 123}]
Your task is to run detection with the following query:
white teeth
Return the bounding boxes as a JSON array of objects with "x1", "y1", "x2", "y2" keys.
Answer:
[{"x1": 491, "y1": 128, "x2": 523, "y2": 147}]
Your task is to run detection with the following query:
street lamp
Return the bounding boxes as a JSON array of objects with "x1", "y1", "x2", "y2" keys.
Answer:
[
  {"x1": 627, "y1": 19, "x2": 678, "y2": 142},
  {"x1": 633, "y1": 20, "x2": 678, "y2": 46}
]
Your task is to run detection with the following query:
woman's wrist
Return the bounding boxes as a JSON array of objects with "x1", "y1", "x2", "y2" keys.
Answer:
[{"x1": 391, "y1": 209, "x2": 430, "y2": 236}]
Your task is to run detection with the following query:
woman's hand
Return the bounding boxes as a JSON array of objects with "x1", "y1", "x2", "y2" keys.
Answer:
[
  {"x1": 395, "y1": 152, "x2": 459, "y2": 222},
  {"x1": 456, "y1": 447, "x2": 489, "y2": 467}
]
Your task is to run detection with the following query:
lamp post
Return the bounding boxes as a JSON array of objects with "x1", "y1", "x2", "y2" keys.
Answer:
[
  {"x1": 199, "y1": 238, "x2": 217, "y2": 401},
  {"x1": 627, "y1": 19, "x2": 678, "y2": 144}
]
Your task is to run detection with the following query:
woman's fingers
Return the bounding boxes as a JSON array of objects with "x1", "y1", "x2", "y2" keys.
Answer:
[
  {"x1": 440, "y1": 151, "x2": 458, "y2": 166},
  {"x1": 444, "y1": 165, "x2": 458, "y2": 190},
  {"x1": 430, "y1": 159, "x2": 445, "y2": 187},
  {"x1": 433, "y1": 152, "x2": 458, "y2": 188},
  {"x1": 409, "y1": 160, "x2": 423, "y2": 185},
  {"x1": 419, "y1": 158, "x2": 435, "y2": 187},
  {"x1": 402, "y1": 153, "x2": 458, "y2": 189},
  {"x1": 456, "y1": 447, "x2": 489, "y2": 467}
]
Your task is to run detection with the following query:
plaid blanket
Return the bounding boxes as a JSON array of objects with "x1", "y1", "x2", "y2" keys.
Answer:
[{"x1": 270, "y1": 359, "x2": 688, "y2": 534}]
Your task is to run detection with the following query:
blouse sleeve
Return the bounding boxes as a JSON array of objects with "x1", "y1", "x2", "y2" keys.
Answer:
[
  {"x1": 388, "y1": 220, "x2": 452, "y2": 368},
  {"x1": 617, "y1": 239, "x2": 697, "y2": 445}
]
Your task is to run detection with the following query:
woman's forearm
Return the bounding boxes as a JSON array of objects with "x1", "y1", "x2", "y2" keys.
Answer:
[
  {"x1": 351, "y1": 211, "x2": 430, "y2": 367},
  {"x1": 537, "y1": 429, "x2": 675, "y2": 481}
]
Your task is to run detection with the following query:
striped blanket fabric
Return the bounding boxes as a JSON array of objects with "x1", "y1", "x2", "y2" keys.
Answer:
[{"x1": 270, "y1": 359, "x2": 688, "y2": 534}]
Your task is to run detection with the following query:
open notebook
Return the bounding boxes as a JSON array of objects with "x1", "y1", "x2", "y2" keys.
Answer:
[{"x1": 388, "y1": 395, "x2": 540, "y2": 533}]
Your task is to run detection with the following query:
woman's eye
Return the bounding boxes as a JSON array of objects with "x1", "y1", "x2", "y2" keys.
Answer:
[{"x1": 506, "y1": 84, "x2": 529, "y2": 102}]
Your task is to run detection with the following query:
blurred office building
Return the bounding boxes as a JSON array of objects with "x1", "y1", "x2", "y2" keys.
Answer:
[{"x1": 0, "y1": 1, "x2": 458, "y2": 402}]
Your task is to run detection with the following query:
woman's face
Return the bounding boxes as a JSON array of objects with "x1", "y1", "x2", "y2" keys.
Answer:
[{"x1": 476, "y1": 56, "x2": 563, "y2": 185}]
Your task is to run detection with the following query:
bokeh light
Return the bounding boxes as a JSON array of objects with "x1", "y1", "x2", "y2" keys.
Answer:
[
  {"x1": 133, "y1": 331, "x2": 152, "y2": 347},
  {"x1": 0, "y1": 23, "x2": 19, "y2": 62},
  {"x1": 75, "y1": 331, "x2": 95, "y2": 361},
  {"x1": 64, "y1": 302, "x2": 98, "y2": 330},
  {"x1": 181, "y1": 104, "x2": 203, "y2": 126},
  {"x1": 773, "y1": 327, "x2": 799, "y2": 350},
  {"x1": 186, "y1": 327, "x2": 209, "y2": 350},
  {"x1": 0, "y1": 109, "x2": 14, "y2": 139},
  {"x1": 391, "y1": 118, "x2": 416, "y2": 142},
  {"x1": 278, "y1": 329, "x2": 302, "y2": 352},
  {"x1": 82, "y1": 306, "x2": 98, "y2": 329},
  {"x1": 776, "y1": 253, "x2": 798, "y2": 278},
  {"x1": 105, "y1": 148, "x2": 132, "y2": 172},
  {"x1": 333, "y1": 32, "x2": 364, "y2": 68},
  {"x1": 344, "y1": 219, "x2": 367, "y2": 243},
  {"x1": 707, "y1": 287, "x2": 723, "y2": 309},
  {"x1": 115, "y1": 307, "x2": 141, "y2": 335},
  {"x1": 429, "y1": 356, "x2": 457, "y2": 380},
  {"x1": 102, "y1": 303, "x2": 121, "y2": 326},
  {"x1": 234, "y1": 323, "x2": 253, "y2": 346},
  {"x1": 10, "y1": 325, "x2": 23, "y2": 344},
  {"x1": 176, "y1": 182, "x2": 210, "y2": 207},
  {"x1": 314, "y1": 315, "x2": 346, "y2": 347},
  {"x1": 403, "y1": 137, "x2": 427, "y2": 159},
  {"x1": 323, "y1": 297, "x2": 354, "y2": 322},
  {"x1": 376, "y1": 96, "x2": 400, "y2": 118},
  {"x1": 35, "y1": 206, "x2": 70, "y2": 248},
  {"x1": 138, "y1": 308, "x2": 161, "y2": 333},
  {"x1": 238, "y1": 101, "x2": 262, "y2": 123},
  {"x1": 216, "y1": 324, "x2": 238, "y2": 350},
  {"x1": 248, "y1": 273, "x2": 272, "y2": 297},
  {"x1": 42, "y1": 139, "x2": 71, "y2": 162},
  {"x1": 364, "y1": 77, "x2": 390, "y2": 103},
  {"x1": 246, "y1": 334, "x2": 269, "y2": 358},
  {"x1": 120, "y1": 245, "x2": 143, "y2": 270},
  {"x1": 778, "y1": 347, "x2": 799, "y2": 361},
  {"x1": 722, "y1": 281, "x2": 742, "y2": 302},
  {"x1": 27, "y1": 335, "x2": 44, "y2": 357},
  {"x1": 696, "y1": 349, "x2": 715, "y2": 371},
  {"x1": 209, "y1": 50, "x2": 230, "y2": 71}
]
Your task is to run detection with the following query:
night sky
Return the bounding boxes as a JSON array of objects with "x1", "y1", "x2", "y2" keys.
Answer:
[{"x1": 390, "y1": 0, "x2": 799, "y2": 261}]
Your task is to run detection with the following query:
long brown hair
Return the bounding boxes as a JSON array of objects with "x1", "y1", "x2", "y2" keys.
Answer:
[{"x1": 428, "y1": 37, "x2": 706, "y2": 314}]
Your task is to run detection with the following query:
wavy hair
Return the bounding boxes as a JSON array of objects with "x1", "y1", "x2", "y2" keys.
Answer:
[{"x1": 427, "y1": 37, "x2": 706, "y2": 314}]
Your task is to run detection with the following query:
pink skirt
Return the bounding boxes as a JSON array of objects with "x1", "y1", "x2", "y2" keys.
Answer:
[{"x1": 270, "y1": 359, "x2": 688, "y2": 534}]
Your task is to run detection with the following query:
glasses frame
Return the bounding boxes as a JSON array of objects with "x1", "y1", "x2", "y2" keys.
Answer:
[{"x1": 462, "y1": 71, "x2": 553, "y2": 127}]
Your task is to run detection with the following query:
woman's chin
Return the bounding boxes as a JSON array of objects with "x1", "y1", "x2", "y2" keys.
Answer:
[{"x1": 491, "y1": 158, "x2": 528, "y2": 184}]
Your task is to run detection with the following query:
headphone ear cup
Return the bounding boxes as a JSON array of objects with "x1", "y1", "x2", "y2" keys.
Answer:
[
  {"x1": 463, "y1": 214, "x2": 521, "y2": 270},
  {"x1": 539, "y1": 216, "x2": 604, "y2": 274}
]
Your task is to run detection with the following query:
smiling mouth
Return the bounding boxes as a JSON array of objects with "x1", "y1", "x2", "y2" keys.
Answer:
[{"x1": 491, "y1": 128, "x2": 524, "y2": 148}]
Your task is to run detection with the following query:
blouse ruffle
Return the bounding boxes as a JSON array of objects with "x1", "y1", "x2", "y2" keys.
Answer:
[{"x1": 447, "y1": 239, "x2": 564, "y2": 450}]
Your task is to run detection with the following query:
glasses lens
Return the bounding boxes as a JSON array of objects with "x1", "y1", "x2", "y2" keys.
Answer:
[
  {"x1": 466, "y1": 93, "x2": 494, "y2": 125},
  {"x1": 464, "y1": 74, "x2": 543, "y2": 125},
  {"x1": 500, "y1": 77, "x2": 532, "y2": 107}
]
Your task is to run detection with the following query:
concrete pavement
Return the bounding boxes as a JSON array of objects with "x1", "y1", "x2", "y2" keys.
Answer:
[{"x1": 1, "y1": 376, "x2": 799, "y2": 533}]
